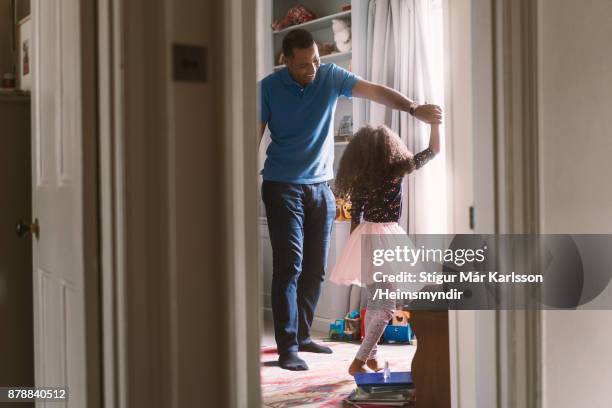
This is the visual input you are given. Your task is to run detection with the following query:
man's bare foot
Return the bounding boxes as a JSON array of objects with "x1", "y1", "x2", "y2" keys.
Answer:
[
  {"x1": 366, "y1": 358, "x2": 383, "y2": 372},
  {"x1": 348, "y1": 358, "x2": 368, "y2": 376}
]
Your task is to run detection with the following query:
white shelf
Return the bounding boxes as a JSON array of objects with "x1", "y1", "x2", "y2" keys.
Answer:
[
  {"x1": 334, "y1": 141, "x2": 349, "y2": 146},
  {"x1": 272, "y1": 10, "x2": 351, "y2": 35},
  {"x1": 274, "y1": 51, "x2": 352, "y2": 71},
  {"x1": 320, "y1": 51, "x2": 352, "y2": 65}
]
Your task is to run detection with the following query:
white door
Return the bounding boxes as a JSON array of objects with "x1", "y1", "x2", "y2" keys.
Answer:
[{"x1": 31, "y1": 0, "x2": 88, "y2": 406}]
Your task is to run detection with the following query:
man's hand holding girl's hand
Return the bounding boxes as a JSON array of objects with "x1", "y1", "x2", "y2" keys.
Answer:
[{"x1": 414, "y1": 104, "x2": 443, "y2": 124}]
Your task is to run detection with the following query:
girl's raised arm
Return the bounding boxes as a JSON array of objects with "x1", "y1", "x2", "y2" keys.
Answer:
[
  {"x1": 428, "y1": 123, "x2": 440, "y2": 154},
  {"x1": 411, "y1": 123, "x2": 440, "y2": 170}
]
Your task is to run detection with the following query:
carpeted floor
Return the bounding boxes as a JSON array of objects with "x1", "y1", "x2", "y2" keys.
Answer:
[{"x1": 261, "y1": 339, "x2": 416, "y2": 407}]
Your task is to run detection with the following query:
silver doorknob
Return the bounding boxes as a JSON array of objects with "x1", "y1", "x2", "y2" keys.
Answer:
[{"x1": 16, "y1": 218, "x2": 39, "y2": 239}]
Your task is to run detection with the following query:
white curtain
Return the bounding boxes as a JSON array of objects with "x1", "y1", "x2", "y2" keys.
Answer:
[{"x1": 353, "y1": 0, "x2": 447, "y2": 234}]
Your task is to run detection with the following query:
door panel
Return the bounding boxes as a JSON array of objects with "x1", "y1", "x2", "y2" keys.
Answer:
[{"x1": 32, "y1": 0, "x2": 87, "y2": 406}]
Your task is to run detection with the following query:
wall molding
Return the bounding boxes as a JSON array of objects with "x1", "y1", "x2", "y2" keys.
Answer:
[
  {"x1": 220, "y1": 0, "x2": 261, "y2": 407},
  {"x1": 493, "y1": 1, "x2": 541, "y2": 408}
]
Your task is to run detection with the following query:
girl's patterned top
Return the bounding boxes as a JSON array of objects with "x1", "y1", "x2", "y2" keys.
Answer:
[{"x1": 351, "y1": 148, "x2": 436, "y2": 228}]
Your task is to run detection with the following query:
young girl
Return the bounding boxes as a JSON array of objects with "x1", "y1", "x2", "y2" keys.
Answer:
[{"x1": 329, "y1": 123, "x2": 440, "y2": 375}]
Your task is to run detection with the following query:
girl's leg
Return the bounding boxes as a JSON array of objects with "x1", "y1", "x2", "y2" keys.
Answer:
[
  {"x1": 362, "y1": 307, "x2": 379, "y2": 368},
  {"x1": 366, "y1": 307, "x2": 395, "y2": 371},
  {"x1": 357, "y1": 309, "x2": 393, "y2": 362},
  {"x1": 349, "y1": 309, "x2": 394, "y2": 375},
  {"x1": 364, "y1": 307, "x2": 377, "y2": 360},
  {"x1": 348, "y1": 310, "x2": 371, "y2": 375},
  {"x1": 348, "y1": 283, "x2": 395, "y2": 375}
]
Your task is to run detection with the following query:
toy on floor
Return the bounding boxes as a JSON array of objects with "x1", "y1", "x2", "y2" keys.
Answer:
[
  {"x1": 330, "y1": 309, "x2": 414, "y2": 343},
  {"x1": 384, "y1": 323, "x2": 413, "y2": 343},
  {"x1": 385, "y1": 310, "x2": 413, "y2": 343},
  {"x1": 392, "y1": 310, "x2": 411, "y2": 326},
  {"x1": 329, "y1": 318, "x2": 345, "y2": 340},
  {"x1": 329, "y1": 310, "x2": 361, "y2": 341},
  {"x1": 360, "y1": 309, "x2": 414, "y2": 344}
]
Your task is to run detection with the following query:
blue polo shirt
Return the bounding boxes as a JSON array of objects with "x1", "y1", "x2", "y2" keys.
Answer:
[{"x1": 259, "y1": 63, "x2": 360, "y2": 184}]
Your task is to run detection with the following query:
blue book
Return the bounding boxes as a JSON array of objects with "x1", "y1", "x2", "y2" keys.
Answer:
[{"x1": 353, "y1": 371, "x2": 413, "y2": 387}]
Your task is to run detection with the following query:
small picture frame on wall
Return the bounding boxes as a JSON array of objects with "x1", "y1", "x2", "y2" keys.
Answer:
[{"x1": 17, "y1": 15, "x2": 31, "y2": 91}]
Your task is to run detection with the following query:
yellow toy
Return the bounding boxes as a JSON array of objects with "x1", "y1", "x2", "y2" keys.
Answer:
[{"x1": 335, "y1": 197, "x2": 352, "y2": 221}]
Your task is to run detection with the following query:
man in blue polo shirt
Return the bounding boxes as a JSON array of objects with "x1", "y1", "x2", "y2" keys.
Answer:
[{"x1": 260, "y1": 29, "x2": 441, "y2": 371}]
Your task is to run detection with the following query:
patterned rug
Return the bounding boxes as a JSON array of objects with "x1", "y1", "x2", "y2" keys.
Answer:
[{"x1": 261, "y1": 341, "x2": 416, "y2": 407}]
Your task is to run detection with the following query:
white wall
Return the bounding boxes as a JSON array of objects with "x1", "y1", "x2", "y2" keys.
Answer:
[
  {"x1": 539, "y1": 0, "x2": 612, "y2": 234},
  {"x1": 446, "y1": 0, "x2": 474, "y2": 235},
  {"x1": 538, "y1": 1, "x2": 612, "y2": 407}
]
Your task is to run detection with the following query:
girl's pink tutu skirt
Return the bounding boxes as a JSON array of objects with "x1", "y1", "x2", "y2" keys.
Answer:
[{"x1": 329, "y1": 221, "x2": 411, "y2": 286}]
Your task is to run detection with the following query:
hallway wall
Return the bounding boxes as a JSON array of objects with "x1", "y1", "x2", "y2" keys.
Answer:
[
  {"x1": 538, "y1": 1, "x2": 612, "y2": 407},
  {"x1": 538, "y1": 0, "x2": 612, "y2": 234},
  {"x1": 117, "y1": 0, "x2": 233, "y2": 406},
  {"x1": 168, "y1": 0, "x2": 230, "y2": 405}
]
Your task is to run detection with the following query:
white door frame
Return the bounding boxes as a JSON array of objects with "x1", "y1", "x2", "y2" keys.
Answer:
[
  {"x1": 442, "y1": 0, "x2": 482, "y2": 405},
  {"x1": 97, "y1": 0, "x2": 174, "y2": 406},
  {"x1": 80, "y1": 0, "x2": 102, "y2": 405},
  {"x1": 466, "y1": 1, "x2": 543, "y2": 408},
  {"x1": 492, "y1": 0, "x2": 542, "y2": 407},
  {"x1": 219, "y1": 0, "x2": 262, "y2": 406},
  {"x1": 97, "y1": 0, "x2": 126, "y2": 406}
]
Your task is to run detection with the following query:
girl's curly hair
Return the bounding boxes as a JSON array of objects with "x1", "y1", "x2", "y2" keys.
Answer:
[{"x1": 334, "y1": 125, "x2": 415, "y2": 199}]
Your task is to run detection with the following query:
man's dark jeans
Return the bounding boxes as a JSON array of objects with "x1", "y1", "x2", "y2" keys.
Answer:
[{"x1": 262, "y1": 180, "x2": 336, "y2": 355}]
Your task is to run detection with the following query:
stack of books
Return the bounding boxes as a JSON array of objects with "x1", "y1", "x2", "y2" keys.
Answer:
[{"x1": 344, "y1": 371, "x2": 414, "y2": 407}]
